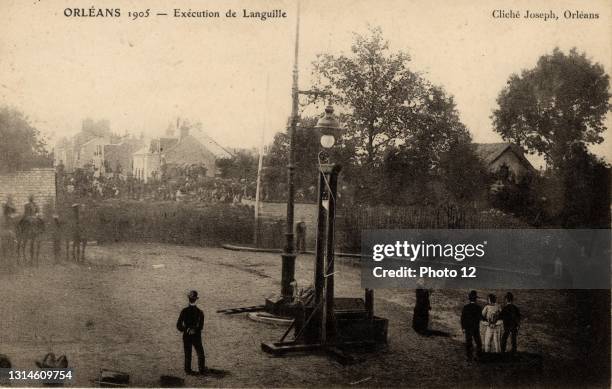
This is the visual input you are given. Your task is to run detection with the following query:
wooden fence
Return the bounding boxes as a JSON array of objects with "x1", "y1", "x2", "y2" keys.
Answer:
[
  {"x1": 252, "y1": 203, "x2": 529, "y2": 252},
  {"x1": 335, "y1": 204, "x2": 528, "y2": 252}
]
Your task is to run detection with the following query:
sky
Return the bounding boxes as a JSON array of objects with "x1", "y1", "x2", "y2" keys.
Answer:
[{"x1": 1, "y1": 0, "x2": 610, "y2": 167}]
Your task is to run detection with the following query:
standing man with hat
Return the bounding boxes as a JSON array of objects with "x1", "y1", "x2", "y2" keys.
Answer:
[
  {"x1": 176, "y1": 290, "x2": 206, "y2": 375},
  {"x1": 461, "y1": 290, "x2": 483, "y2": 361}
]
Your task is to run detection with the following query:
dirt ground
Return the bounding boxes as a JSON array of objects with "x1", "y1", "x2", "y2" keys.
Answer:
[{"x1": 0, "y1": 243, "x2": 608, "y2": 388}]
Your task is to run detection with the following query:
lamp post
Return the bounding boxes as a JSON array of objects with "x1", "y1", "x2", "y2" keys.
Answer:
[
  {"x1": 266, "y1": 0, "x2": 337, "y2": 314},
  {"x1": 278, "y1": 0, "x2": 302, "y2": 305}
]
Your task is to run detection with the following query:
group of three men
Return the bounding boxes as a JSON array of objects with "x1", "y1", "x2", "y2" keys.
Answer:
[{"x1": 461, "y1": 290, "x2": 521, "y2": 360}]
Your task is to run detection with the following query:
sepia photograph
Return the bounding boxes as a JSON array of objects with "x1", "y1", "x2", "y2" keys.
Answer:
[{"x1": 0, "y1": 0, "x2": 610, "y2": 387}]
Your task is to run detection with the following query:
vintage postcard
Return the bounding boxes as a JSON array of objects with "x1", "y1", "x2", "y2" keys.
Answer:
[{"x1": 0, "y1": 0, "x2": 610, "y2": 387}]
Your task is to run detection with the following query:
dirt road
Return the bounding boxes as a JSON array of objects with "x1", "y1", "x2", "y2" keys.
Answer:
[{"x1": 0, "y1": 243, "x2": 606, "y2": 387}]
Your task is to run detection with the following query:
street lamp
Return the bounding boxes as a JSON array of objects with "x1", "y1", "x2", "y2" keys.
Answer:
[
  {"x1": 315, "y1": 105, "x2": 341, "y2": 149},
  {"x1": 319, "y1": 135, "x2": 335, "y2": 149},
  {"x1": 266, "y1": 0, "x2": 339, "y2": 315}
]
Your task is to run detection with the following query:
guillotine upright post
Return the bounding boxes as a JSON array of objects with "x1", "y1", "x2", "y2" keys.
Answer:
[{"x1": 315, "y1": 163, "x2": 341, "y2": 344}]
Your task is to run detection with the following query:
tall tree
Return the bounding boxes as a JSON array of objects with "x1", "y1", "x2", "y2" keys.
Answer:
[
  {"x1": 492, "y1": 48, "x2": 610, "y2": 169},
  {"x1": 313, "y1": 27, "x2": 474, "y2": 204},
  {"x1": 0, "y1": 106, "x2": 51, "y2": 172},
  {"x1": 312, "y1": 27, "x2": 426, "y2": 168}
]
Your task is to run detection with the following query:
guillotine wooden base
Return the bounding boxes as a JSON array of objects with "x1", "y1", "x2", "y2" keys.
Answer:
[
  {"x1": 261, "y1": 339, "x2": 380, "y2": 355},
  {"x1": 261, "y1": 339, "x2": 382, "y2": 365}
]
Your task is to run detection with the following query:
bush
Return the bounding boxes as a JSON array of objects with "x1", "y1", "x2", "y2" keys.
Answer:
[{"x1": 80, "y1": 200, "x2": 254, "y2": 246}]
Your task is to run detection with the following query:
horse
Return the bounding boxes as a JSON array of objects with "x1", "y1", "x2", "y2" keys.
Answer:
[{"x1": 16, "y1": 216, "x2": 45, "y2": 265}]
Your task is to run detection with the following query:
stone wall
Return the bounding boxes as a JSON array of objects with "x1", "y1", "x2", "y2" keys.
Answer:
[{"x1": 0, "y1": 168, "x2": 56, "y2": 216}]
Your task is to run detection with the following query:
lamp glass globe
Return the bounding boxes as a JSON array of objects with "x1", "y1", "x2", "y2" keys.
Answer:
[{"x1": 320, "y1": 134, "x2": 335, "y2": 149}]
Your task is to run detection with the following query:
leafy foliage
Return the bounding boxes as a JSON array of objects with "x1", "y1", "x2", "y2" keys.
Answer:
[
  {"x1": 312, "y1": 27, "x2": 478, "y2": 204},
  {"x1": 261, "y1": 117, "x2": 344, "y2": 202},
  {"x1": 489, "y1": 171, "x2": 542, "y2": 223},
  {"x1": 0, "y1": 106, "x2": 52, "y2": 172},
  {"x1": 556, "y1": 144, "x2": 610, "y2": 228},
  {"x1": 438, "y1": 141, "x2": 491, "y2": 203},
  {"x1": 488, "y1": 145, "x2": 610, "y2": 228},
  {"x1": 313, "y1": 27, "x2": 471, "y2": 166},
  {"x1": 492, "y1": 48, "x2": 610, "y2": 168},
  {"x1": 492, "y1": 48, "x2": 611, "y2": 227},
  {"x1": 216, "y1": 150, "x2": 258, "y2": 182},
  {"x1": 313, "y1": 27, "x2": 425, "y2": 167}
]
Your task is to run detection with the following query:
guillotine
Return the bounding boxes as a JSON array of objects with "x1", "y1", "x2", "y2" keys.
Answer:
[{"x1": 261, "y1": 161, "x2": 388, "y2": 356}]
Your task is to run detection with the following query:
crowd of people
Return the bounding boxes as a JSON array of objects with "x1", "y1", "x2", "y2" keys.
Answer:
[{"x1": 56, "y1": 167, "x2": 257, "y2": 204}]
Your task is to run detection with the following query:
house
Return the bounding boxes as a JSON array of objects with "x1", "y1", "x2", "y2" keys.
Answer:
[
  {"x1": 74, "y1": 136, "x2": 109, "y2": 176},
  {"x1": 54, "y1": 131, "x2": 100, "y2": 173},
  {"x1": 474, "y1": 143, "x2": 535, "y2": 182},
  {"x1": 54, "y1": 129, "x2": 120, "y2": 175},
  {"x1": 161, "y1": 126, "x2": 232, "y2": 177},
  {"x1": 131, "y1": 137, "x2": 181, "y2": 182},
  {"x1": 103, "y1": 136, "x2": 145, "y2": 178},
  {"x1": 132, "y1": 126, "x2": 232, "y2": 182},
  {"x1": 132, "y1": 145, "x2": 161, "y2": 182},
  {"x1": 53, "y1": 137, "x2": 75, "y2": 172}
]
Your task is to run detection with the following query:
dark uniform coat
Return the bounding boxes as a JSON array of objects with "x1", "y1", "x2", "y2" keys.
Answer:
[
  {"x1": 461, "y1": 302, "x2": 483, "y2": 358},
  {"x1": 177, "y1": 305, "x2": 206, "y2": 373}
]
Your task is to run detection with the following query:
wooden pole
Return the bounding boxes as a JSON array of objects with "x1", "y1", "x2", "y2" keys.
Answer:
[
  {"x1": 324, "y1": 165, "x2": 340, "y2": 341},
  {"x1": 317, "y1": 163, "x2": 341, "y2": 345},
  {"x1": 314, "y1": 168, "x2": 327, "y2": 341},
  {"x1": 253, "y1": 76, "x2": 269, "y2": 246}
]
